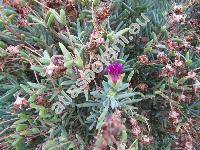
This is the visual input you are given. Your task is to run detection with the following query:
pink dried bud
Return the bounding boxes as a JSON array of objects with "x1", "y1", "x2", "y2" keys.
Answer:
[
  {"x1": 95, "y1": 5, "x2": 110, "y2": 22},
  {"x1": 91, "y1": 30, "x2": 100, "y2": 39},
  {"x1": 187, "y1": 71, "x2": 196, "y2": 79},
  {"x1": 14, "y1": 96, "x2": 28, "y2": 106},
  {"x1": 165, "y1": 39, "x2": 177, "y2": 51},
  {"x1": 114, "y1": 110, "x2": 122, "y2": 118},
  {"x1": 174, "y1": 60, "x2": 184, "y2": 67},
  {"x1": 132, "y1": 127, "x2": 141, "y2": 137},
  {"x1": 137, "y1": 83, "x2": 148, "y2": 92},
  {"x1": 196, "y1": 46, "x2": 200, "y2": 54},
  {"x1": 168, "y1": 13, "x2": 185, "y2": 25},
  {"x1": 141, "y1": 136, "x2": 154, "y2": 145},
  {"x1": 130, "y1": 118, "x2": 138, "y2": 127},
  {"x1": 138, "y1": 55, "x2": 149, "y2": 64},
  {"x1": 45, "y1": 55, "x2": 66, "y2": 78},
  {"x1": 97, "y1": 112, "x2": 124, "y2": 149},
  {"x1": 96, "y1": 37, "x2": 105, "y2": 45},
  {"x1": 46, "y1": 0, "x2": 62, "y2": 8},
  {"x1": 177, "y1": 134, "x2": 193, "y2": 150},
  {"x1": 21, "y1": 99, "x2": 29, "y2": 107},
  {"x1": 188, "y1": 19, "x2": 199, "y2": 26},
  {"x1": 51, "y1": 55, "x2": 65, "y2": 66},
  {"x1": 169, "y1": 109, "x2": 180, "y2": 124},
  {"x1": 179, "y1": 94, "x2": 186, "y2": 102},
  {"x1": 45, "y1": 63, "x2": 56, "y2": 77},
  {"x1": 160, "y1": 64, "x2": 176, "y2": 77},
  {"x1": 169, "y1": 110, "x2": 179, "y2": 118},
  {"x1": 6, "y1": 45, "x2": 19, "y2": 55},
  {"x1": 130, "y1": 118, "x2": 141, "y2": 137},
  {"x1": 157, "y1": 52, "x2": 169, "y2": 65},
  {"x1": 13, "y1": 96, "x2": 29, "y2": 111},
  {"x1": 182, "y1": 40, "x2": 190, "y2": 48},
  {"x1": 185, "y1": 135, "x2": 193, "y2": 150},
  {"x1": 18, "y1": 19, "x2": 28, "y2": 27},
  {"x1": 194, "y1": 79, "x2": 200, "y2": 93},
  {"x1": 86, "y1": 30, "x2": 105, "y2": 51},
  {"x1": 17, "y1": 7, "x2": 31, "y2": 18}
]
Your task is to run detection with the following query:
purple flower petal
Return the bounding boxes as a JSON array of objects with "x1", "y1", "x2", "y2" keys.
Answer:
[{"x1": 106, "y1": 62, "x2": 123, "y2": 84}]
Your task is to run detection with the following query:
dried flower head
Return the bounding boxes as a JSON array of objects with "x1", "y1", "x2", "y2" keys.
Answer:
[
  {"x1": 65, "y1": 0, "x2": 78, "y2": 21},
  {"x1": 86, "y1": 30, "x2": 105, "y2": 51},
  {"x1": 6, "y1": 45, "x2": 19, "y2": 55},
  {"x1": 194, "y1": 79, "x2": 200, "y2": 94},
  {"x1": 0, "y1": 144, "x2": 3, "y2": 149},
  {"x1": 188, "y1": 19, "x2": 199, "y2": 26},
  {"x1": 141, "y1": 136, "x2": 154, "y2": 145},
  {"x1": 0, "y1": 62, "x2": 4, "y2": 71},
  {"x1": 46, "y1": 0, "x2": 62, "y2": 8},
  {"x1": 173, "y1": 4, "x2": 184, "y2": 14},
  {"x1": 17, "y1": 7, "x2": 30, "y2": 18},
  {"x1": 196, "y1": 46, "x2": 200, "y2": 54},
  {"x1": 174, "y1": 134, "x2": 193, "y2": 150},
  {"x1": 160, "y1": 64, "x2": 176, "y2": 77},
  {"x1": 157, "y1": 52, "x2": 169, "y2": 65},
  {"x1": 165, "y1": 39, "x2": 178, "y2": 51},
  {"x1": 14, "y1": 6, "x2": 31, "y2": 27},
  {"x1": 138, "y1": 55, "x2": 149, "y2": 65},
  {"x1": 96, "y1": 110, "x2": 124, "y2": 149},
  {"x1": 13, "y1": 95, "x2": 29, "y2": 112},
  {"x1": 18, "y1": 18, "x2": 28, "y2": 27},
  {"x1": 130, "y1": 118, "x2": 141, "y2": 137},
  {"x1": 179, "y1": 94, "x2": 186, "y2": 102},
  {"x1": 45, "y1": 55, "x2": 66, "y2": 77},
  {"x1": 35, "y1": 96, "x2": 51, "y2": 108},
  {"x1": 167, "y1": 11, "x2": 185, "y2": 26},
  {"x1": 187, "y1": 71, "x2": 197, "y2": 79},
  {"x1": 3, "y1": 0, "x2": 21, "y2": 7},
  {"x1": 106, "y1": 62, "x2": 123, "y2": 84},
  {"x1": 169, "y1": 108, "x2": 180, "y2": 124},
  {"x1": 174, "y1": 59, "x2": 184, "y2": 67},
  {"x1": 137, "y1": 83, "x2": 148, "y2": 92},
  {"x1": 95, "y1": 4, "x2": 110, "y2": 22},
  {"x1": 45, "y1": 0, "x2": 77, "y2": 21},
  {"x1": 184, "y1": 135, "x2": 193, "y2": 150}
]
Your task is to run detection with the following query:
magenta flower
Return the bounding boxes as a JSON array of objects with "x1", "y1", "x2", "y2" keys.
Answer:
[{"x1": 106, "y1": 62, "x2": 123, "y2": 84}]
